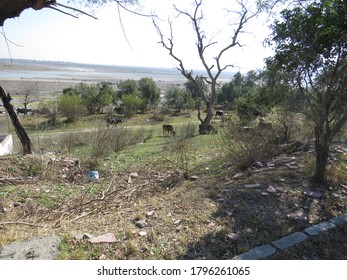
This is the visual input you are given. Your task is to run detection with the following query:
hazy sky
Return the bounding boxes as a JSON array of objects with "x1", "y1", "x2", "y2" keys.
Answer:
[{"x1": 0, "y1": 0, "x2": 274, "y2": 72}]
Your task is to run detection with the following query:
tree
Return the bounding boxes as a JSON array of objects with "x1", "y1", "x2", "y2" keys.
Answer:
[
  {"x1": 121, "y1": 93, "x2": 143, "y2": 117},
  {"x1": 166, "y1": 87, "x2": 194, "y2": 113},
  {"x1": 0, "y1": 86, "x2": 32, "y2": 154},
  {"x1": 138, "y1": 77, "x2": 161, "y2": 110},
  {"x1": 153, "y1": 0, "x2": 262, "y2": 134},
  {"x1": 116, "y1": 79, "x2": 139, "y2": 98},
  {"x1": 0, "y1": 0, "x2": 138, "y2": 26},
  {"x1": 268, "y1": 0, "x2": 347, "y2": 182},
  {"x1": 58, "y1": 93, "x2": 85, "y2": 123}
]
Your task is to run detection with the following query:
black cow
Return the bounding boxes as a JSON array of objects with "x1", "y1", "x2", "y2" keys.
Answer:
[
  {"x1": 215, "y1": 110, "x2": 224, "y2": 118},
  {"x1": 163, "y1": 124, "x2": 176, "y2": 136},
  {"x1": 106, "y1": 116, "x2": 122, "y2": 127},
  {"x1": 16, "y1": 107, "x2": 32, "y2": 115}
]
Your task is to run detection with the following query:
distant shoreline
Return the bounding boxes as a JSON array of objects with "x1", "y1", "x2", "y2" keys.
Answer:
[{"x1": 0, "y1": 58, "x2": 234, "y2": 83}]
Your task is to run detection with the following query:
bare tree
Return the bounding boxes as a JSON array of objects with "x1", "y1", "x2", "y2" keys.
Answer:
[{"x1": 153, "y1": 0, "x2": 261, "y2": 134}]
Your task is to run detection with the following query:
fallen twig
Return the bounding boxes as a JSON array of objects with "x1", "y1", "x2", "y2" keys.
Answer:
[{"x1": 0, "y1": 221, "x2": 42, "y2": 227}]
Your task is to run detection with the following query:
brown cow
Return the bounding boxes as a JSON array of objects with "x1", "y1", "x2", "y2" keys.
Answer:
[{"x1": 163, "y1": 124, "x2": 176, "y2": 136}]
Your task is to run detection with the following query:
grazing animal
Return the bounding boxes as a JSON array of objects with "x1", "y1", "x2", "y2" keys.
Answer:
[
  {"x1": 16, "y1": 107, "x2": 32, "y2": 115},
  {"x1": 163, "y1": 124, "x2": 176, "y2": 136},
  {"x1": 106, "y1": 116, "x2": 122, "y2": 127},
  {"x1": 215, "y1": 110, "x2": 224, "y2": 118}
]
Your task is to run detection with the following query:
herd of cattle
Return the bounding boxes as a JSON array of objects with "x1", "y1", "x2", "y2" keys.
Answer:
[{"x1": 6, "y1": 106, "x2": 272, "y2": 136}]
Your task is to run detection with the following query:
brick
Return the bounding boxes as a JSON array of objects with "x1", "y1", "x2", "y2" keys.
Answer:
[
  {"x1": 271, "y1": 232, "x2": 308, "y2": 250},
  {"x1": 234, "y1": 244, "x2": 277, "y2": 260},
  {"x1": 303, "y1": 221, "x2": 336, "y2": 236},
  {"x1": 329, "y1": 214, "x2": 347, "y2": 226}
]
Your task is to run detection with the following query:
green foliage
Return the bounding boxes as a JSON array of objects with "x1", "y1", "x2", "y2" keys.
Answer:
[
  {"x1": 63, "y1": 82, "x2": 115, "y2": 115},
  {"x1": 138, "y1": 77, "x2": 161, "y2": 110},
  {"x1": 58, "y1": 93, "x2": 85, "y2": 123},
  {"x1": 121, "y1": 94, "x2": 143, "y2": 117},
  {"x1": 165, "y1": 87, "x2": 195, "y2": 113},
  {"x1": 117, "y1": 79, "x2": 139, "y2": 98},
  {"x1": 268, "y1": 0, "x2": 347, "y2": 182},
  {"x1": 217, "y1": 71, "x2": 276, "y2": 122}
]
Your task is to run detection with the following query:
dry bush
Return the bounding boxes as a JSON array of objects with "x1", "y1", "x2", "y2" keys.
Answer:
[
  {"x1": 59, "y1": 132, "x2": 86, "y2": 154},
  {"x1": 219, "y1": 124, "x2": 279, "y2": 171},
  {"x1": 272, "y1": 107, "x2": 301, "y2": 143},
  {"x1": 149, "y1": 112, "x2": 166, "y2": 122},
  {"x1": 179, "y1": 122, "x2": 196, "y2": 139},
  {"x1": 326, "y1": 161, "x2": 347, "y2": 187},
  {"x1": 89, "y1": 126, "x2": 134, "y2": 159},
  {"x1": 163, "y1": 125, "x2": 197, "y2": 179}
]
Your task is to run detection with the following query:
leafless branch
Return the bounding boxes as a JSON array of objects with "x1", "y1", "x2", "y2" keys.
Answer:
[{"x1": 46, "y1": 2, "x2": 98, "y2": 19}]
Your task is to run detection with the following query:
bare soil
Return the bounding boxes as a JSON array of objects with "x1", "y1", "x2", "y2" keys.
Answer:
[{"x1": 0, "y1": 143, "x2": 346, "y2": 260}]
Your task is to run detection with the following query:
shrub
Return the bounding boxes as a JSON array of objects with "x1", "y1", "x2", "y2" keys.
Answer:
[{"x1": 219, "y1": 124, "x2": 278, "y2": 171}]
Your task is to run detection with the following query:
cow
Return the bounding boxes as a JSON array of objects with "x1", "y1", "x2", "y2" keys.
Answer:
[
  {"x1": 16, "y1": 107, "x2": 32, "y2": 115},
  {"x1": 215, "y1": 110, "x2": 224, "y2": 118},
  {"x1": 162, "y1": 124, "x2": 176, "y2": 136},
  {"x1": 106, "y1": 116, "x2": 122, "y2": 128}
]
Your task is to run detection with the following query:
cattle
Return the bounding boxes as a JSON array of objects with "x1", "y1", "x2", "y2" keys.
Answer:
[
  {"x1": 106, "y1": 116, "x2": 122, "y2": 128},
  {"x1": 16, "y1": 107, "x2": 32, "y2": 115},
  {"x1": 215, "y1": 110, "x2": 224, "y2": 118},
  {"x1": 162, "y1": 124, "x2": 176, "y2": 136}
]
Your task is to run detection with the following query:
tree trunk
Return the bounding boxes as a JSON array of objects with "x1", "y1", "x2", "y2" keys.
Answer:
[
  {"x1": 0, "y1": 85, "x2": 32, "y2": 155},
  {"x1": 0, "y1": 0, "x2": 56, "y2": 26},
  {"x1": 198, "y1": 101, "x2": 215, "y2": 135},
  {"x1": 313, "y1": 124, "x2": 330, "y2": 183}
]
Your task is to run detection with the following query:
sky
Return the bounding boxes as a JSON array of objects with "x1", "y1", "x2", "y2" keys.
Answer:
[{"x1": 0, "y1": 0, "x2": 274, "y2": 72}]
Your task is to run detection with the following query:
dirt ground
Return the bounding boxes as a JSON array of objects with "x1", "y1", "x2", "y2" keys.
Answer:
[{"x1": 0, "y1": 140, "x2": 346, "y2": 259}]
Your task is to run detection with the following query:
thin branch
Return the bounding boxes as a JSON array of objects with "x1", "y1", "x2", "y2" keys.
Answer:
[
  {"x1": 0, "y1": 221, "x2": 42, "y2": 227},
  {"x1": 48, "y1": 6, "x2": 79, "y2": 18},
  {"x1": 117, "y1": 3, "x2": 135, "y2": 52},
  {"x1": 55, "y1": 2, "x2": 97, "y2": 19},
  {"x1": 115, "y1": 0, "x2": 155, "y2": 18}
]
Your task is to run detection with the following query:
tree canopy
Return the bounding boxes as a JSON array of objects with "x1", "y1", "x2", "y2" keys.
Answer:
[{"x1": 268, "y1": 0, "x2": 347, "y2": 182}]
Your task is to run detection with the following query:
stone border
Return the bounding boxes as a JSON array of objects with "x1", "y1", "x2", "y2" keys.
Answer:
[{"x1": 234, "y1": 213, "x2": 347, "y2": 260}]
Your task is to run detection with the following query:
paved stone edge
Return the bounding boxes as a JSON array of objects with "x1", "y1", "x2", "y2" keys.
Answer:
[{"x1": 234, "y1": 213, "x2": 347, "y2": 260}]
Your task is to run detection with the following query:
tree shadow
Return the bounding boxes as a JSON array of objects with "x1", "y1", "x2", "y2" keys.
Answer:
[{"x1": 178, "y1": 169, "x2": 340, "y2": 259}]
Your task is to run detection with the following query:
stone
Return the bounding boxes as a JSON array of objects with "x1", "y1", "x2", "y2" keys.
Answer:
[
  {"x1": 303, "y1": 221, "x2": 336, "y2": 236},
  {"x1": 190, "y1": 175, "x2": 199, "y2": 181},
  {"x1": 329, "y1": 214, "x2": 347, "y2": 226},
  {"x1": 234, "y1": 244, "x2": 277, "y2": 260},
  {"x1": 227, "y1": 232, "x2": 239, "y2": 241},
  {"x1": 135, "y1": 220, "x2": 147, "y2": 228},
  {"x1": 74, "y1": 233, "x2": 93, "y2": 241},
  {"x1": 146, "y1": 211, "x2": 155, "y2": 217},
  {"x1": 244, "y1": 183, "x2": 261, "y2": 189},
  {"x1": 139, "y1": 231, "x2": 147, "y2": 237},
  {"x1": 271, "y1": 232, "x2": 308, "y2": 250},
  {"x1": 303, "y1": 191, "x2": 323, "y2": 199},
  {"x1": 267, "y1": 185, "x2": 277, "y2": 193},
  {"x1": 233, "y1": 173, "x2": 244, "y2": 179},
  {"x1": 89, "y1": 233, "x2": 116, "y2": 244},
  {"x1": 0, "y1": 236, "x2": 60, "y2": 260},
  {"x1": 287, "y1": 209, "x2": 308, "y2": 221},
  {"x1": 130, "y1": 172, "x2": 139, "y2": 178}
]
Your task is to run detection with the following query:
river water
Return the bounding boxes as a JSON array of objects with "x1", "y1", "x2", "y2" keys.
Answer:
[{"x1": 0, "y1": 59, "x2": 233, "y2": 83}]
